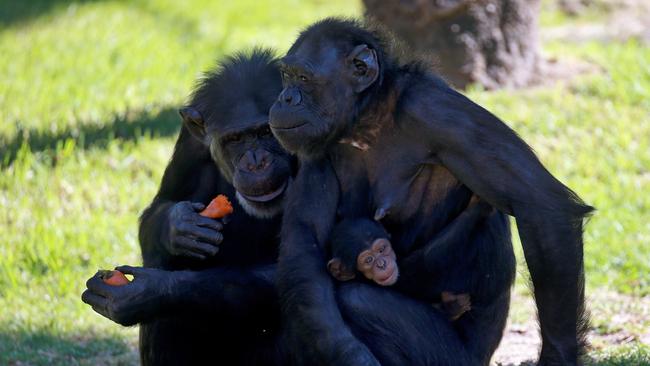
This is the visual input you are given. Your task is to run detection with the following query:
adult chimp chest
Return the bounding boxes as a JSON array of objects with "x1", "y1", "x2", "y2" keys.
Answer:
[
  {"x1": 185, "y1": 183, "x2": 280, "y2": 270},
  {"x1": 361, "y1": 128, "x2": 473, "y2": 254},
  {"x1": 214, "y1": 199, "x2": 281, "y2": 266}
]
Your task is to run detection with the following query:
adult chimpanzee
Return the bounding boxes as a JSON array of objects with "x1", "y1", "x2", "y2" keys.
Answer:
[
  {"x1": 269, "y1": 18, "x2": 592, "y2": 366},
  {"x1": 82, "y1": 49, "x2": 294, "y2": 365}
]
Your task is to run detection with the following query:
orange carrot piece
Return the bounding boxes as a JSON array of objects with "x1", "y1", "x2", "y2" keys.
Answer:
[
  {"x1": 200, "y1": 194, "x2": 234, "y2": 219},
  {"x1": 100, "y1": 270, "x2": 130, "y2": 286}
]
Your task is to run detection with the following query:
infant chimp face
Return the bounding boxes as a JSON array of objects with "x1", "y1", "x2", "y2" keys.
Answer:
[{"x1": 356, "y1": 238, "x2": 399, "y2": 286}]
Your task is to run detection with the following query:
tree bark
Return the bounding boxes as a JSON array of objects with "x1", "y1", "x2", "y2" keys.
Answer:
[{"x1": 364, "y1": 0, "x2": 542, "y2": 89}]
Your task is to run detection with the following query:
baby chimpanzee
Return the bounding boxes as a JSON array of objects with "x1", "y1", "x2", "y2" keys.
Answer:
[{"x1": 327, "y1": 196, "x2": 493, "y2": 320}]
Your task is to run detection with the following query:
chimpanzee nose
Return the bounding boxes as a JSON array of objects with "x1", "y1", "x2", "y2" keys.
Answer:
[
  {"x1": 376, "y1": 258, "x2": 386, "y2": 269},
  {"x1": 279, "y1": 87, "x2": 302, "y2": 106},
  {"x1": 244, "y1": 150, "x2": 271, "y2": 172}
]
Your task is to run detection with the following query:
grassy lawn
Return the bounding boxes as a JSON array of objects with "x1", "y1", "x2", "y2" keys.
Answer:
[{"x1": 0, "y1": 0, "x2": 648, "y2": 364}]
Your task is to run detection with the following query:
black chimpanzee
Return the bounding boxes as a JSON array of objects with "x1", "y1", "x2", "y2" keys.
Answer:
[
  {"x1": 136, "y1": 49, "x2": 296, "y2": 365},
  {"x1": 82, "y1": 49, "x2": 294, "y2": 365},
  {"x1": 269, "y1": 18, "x2": 592, "y2": 366},
  {"x1": 327, "y1": 196, "x2": 497, "y2": 320}
]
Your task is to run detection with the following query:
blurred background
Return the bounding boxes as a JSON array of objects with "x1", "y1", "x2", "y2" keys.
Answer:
[{"x1": 0, "y1": 0, "x2": 648, "y2": 364}]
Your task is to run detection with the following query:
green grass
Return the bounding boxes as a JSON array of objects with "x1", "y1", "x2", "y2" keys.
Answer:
[
  {"x1": 0, "y1": 0, "x2": 648, "y2": 364},
  {"x1": 470, "y1": 39, "x2": 650, "y2": 295}
]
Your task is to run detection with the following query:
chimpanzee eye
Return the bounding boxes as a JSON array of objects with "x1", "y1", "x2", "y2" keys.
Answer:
[
  {"x1": 281, "y1": 71, "x2": 290, "y2": 81},
  {"x1": 299, "y1": 75, "x2": 309, "y2": 83},
  {"x1": 364, "y1": 256, "x2": 373, "y2": 264},
  {"x1": 223, "y1": 134, "x2": 241, "y2": 144},
  {"x1": 378, "y1": 245, "x2": 385, "y2": 254}
]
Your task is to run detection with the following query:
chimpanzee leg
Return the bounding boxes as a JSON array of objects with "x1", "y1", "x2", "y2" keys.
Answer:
[
  {"x1": 454, "y1": 212, "x2": 515, "y2": 366},
  {"x1": 454, "y1": 290, "x2": 511, "y2": 365},
  {"x1": 336, "y1": 282, "x2": 477, "y2": 366},
  {"x1": 253, "y1": 283, "x2": 507, "y2": 366}
]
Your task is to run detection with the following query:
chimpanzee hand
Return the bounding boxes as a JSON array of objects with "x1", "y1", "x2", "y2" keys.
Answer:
[
  {"x1": 81, "y1": 266, "x2": 180, "y2": 326},
  {"x1": 165, "y1": 201, "x2": 223, "y2": 259}
]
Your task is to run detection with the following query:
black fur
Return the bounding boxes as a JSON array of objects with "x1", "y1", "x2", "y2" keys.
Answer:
[{"x1": 270, "y1": 18, "x2": 592, "y2": 366}]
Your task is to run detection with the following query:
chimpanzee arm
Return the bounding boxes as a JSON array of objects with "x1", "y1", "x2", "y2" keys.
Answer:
[
  {"x1": 139, "y1": 126, "x2": 222, "y2": 268},
  {"x1": 400, "y1": 198, "x2": 492, "y2": 273},
  {"x1": 277, "y1": 159, "x2": 380, "y2": 366},
  {"x1": 408, "y1": 80, "x2": 592, "y2": 364},
  {"x1": 139, "y1": 199, "x2": 175, "y2": 267},
  {"x1": 83, "y1": 264, "x2": 278, "y2": 326},
  {"x1": 168, "y1": 264, "x2": 277, "y2": 317}
]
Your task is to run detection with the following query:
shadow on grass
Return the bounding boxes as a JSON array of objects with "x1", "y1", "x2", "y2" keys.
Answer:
[
  {"x1": 0, "y1": 0, "x2": 102, "y2": 26},
  {"x1": 0, "y1": 108, "x2": 180, "y2": 167},
  {"x1": 0, "y1": 329, "x2": 138, "y2": 365}
]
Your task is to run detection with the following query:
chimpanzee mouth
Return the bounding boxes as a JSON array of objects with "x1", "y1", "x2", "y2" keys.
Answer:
[
  {"x1": 376, "y1": 268, "x2": 399, "y2": 286},
  {"x1": 239, "y1": 180, "x2": 288, "y2": 203},
  {"x1": 270, "y1": 121, "x2": 308, "y2": 131}
]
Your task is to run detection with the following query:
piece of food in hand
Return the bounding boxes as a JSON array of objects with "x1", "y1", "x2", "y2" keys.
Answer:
[
  {"x1": 199, "y1": 194, "x2": 233, "y2": 219},
  {"x1": 99, "y1": 269, "x2": 131, "y2": 286}
]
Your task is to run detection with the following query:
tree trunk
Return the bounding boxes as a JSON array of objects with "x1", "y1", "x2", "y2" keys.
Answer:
[{"x1": 364, "y1": 0, "x2": 542, "y2": 89}]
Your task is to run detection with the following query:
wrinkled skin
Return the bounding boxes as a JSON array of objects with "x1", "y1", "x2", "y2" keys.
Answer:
[
  {"x1": 327, "y1": 234, "x2": 399, "y2": 287},
  {"x1": 82, "y1": 266, "x2": 180, "y2": 326},
  {"x1": 165, "y1": 201, "x2": 223, "y2": 259},
  {"x1": 356, "y1": 238, "x2": 399, "y2": 286}
]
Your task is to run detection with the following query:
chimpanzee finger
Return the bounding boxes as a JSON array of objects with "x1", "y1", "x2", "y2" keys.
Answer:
[
  {"x1": 82, "y1": 289, "x2": 108, "y2": 309},
  {"x1": 86, "y1": 275, "x2": 116, "y2": 297},
  {"x1": 184, "y1": 226, "x2": 223, "y2": 246},
  {"x1": 180, "y1": 249, "x2": 208, "y2": 260},
  {"x1": 194, "y1": 215, "x2": 223, "y2": 231},
  {"x1": 115, "y1": 265, "x2": 148, "y2": 277},
  {"x1": 91, "y1": 305, "x2": 113, "y2": 321},
  {"x1": 177, "y1": 236, "x2": 219, "y2": 257},
  {"x1": 191, "y1": 202, "x2": 206, "y2": 212}
]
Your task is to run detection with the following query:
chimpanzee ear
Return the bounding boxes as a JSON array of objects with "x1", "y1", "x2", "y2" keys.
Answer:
[
  {"x1": 327, "y1": 258, "x2": 356, "y2": 281},
  {"x1": 348, "y1": 44, "x2": 379, "y2": 93},
  {"x1": 179, "y1": 106, "x2": 206, "y2": 141}
]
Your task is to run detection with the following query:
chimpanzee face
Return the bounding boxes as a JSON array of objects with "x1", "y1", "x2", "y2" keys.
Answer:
[
  {"x1": 180, "y1": 104, "x2": 294, "y2": 219},
  {"x1": 210, "y1": 120, "x2": 294, "y2": 219},
  {"x1": 327, "y1": 233, "x2": 399, "y2": 286},
  {"x1": 356, "y1": 238, "x2": 399, "y2": 286},
  {"x1": 179, "y1": 50, "x2": 296, "y2": 219},
  {"x1": 269, "y1": 38, "x2": 379, "y2": 158}
]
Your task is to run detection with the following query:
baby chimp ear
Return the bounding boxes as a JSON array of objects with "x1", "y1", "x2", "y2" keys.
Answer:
[
  {"x1": 179, "y1": 106, "x2": 206, "y2": 142},
  {"x1": 327, "y1": 258, "x2": 356, "y2": 281}
]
